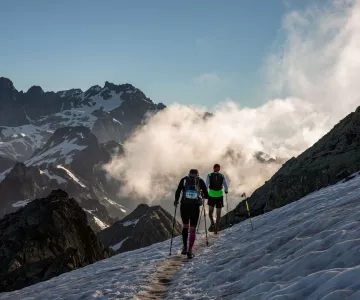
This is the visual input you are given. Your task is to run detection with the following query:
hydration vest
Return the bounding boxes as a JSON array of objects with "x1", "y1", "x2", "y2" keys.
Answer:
[
  {"x1": 208, "y1": 172, "x2": 224, "y2": 197},
  {"x1": 209, "y1": 172, "x2": 224, "y2": 190},
  {"x1": 183, "y1": 176, "x2": 200, "y2": 203}
]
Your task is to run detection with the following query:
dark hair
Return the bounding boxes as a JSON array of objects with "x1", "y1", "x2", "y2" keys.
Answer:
[
  {"x1": 189, "y1": 169, "x2": 199, "y2": 177},
  {"x1": 213, "y1": 164, "x2": 220, "y2": 169}
]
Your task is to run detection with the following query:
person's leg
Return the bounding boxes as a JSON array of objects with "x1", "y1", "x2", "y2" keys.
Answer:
[
  {"x1": 214, "y1": 196, "x2": 224, "y2": 234},
  {"x1": 215, "y1": 208, "x2": 221, "y2": 233},
  {"x1": 187, "y1": 205, "x2": 200, "y2": 257},
  {"x1": 208, "y1": 197, "x2": 215, "y2": 226},
  {"x1": 180, "y1": 204, "x2": 190, "y2": 253}
]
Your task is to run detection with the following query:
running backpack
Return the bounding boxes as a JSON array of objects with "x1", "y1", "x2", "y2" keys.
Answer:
[
  {"x1": 183, "y1": 176, "x2": 202, "y2": 205},
  {"x1": 208, "y1": 172, "x2": 224, "y2": 191}
]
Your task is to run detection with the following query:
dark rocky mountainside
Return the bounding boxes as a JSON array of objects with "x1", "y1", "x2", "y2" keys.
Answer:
[
  {"x1": 0, "y1": 155, "x2": 16, "y2": 173},
  {"x1": 0, "y1": 190, "x2": 110, "y2": 293},
  {"x1": 0, "y1": 162, "x2": 57, "y2": 217},
  {"x1": 0, "y1": 126, "x2": 127, "y2": 231},
  {"x1": 99, "y1": 204, "x2": 182, "y2": 253},
  {"x1": 220, "y1": 106, "x2": 360, "y2": 230},
  {"x1": 0, "y1": 160, "x2": 114, "y2": 225}
]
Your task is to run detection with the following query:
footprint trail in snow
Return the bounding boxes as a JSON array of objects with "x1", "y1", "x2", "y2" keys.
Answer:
[{"x1": 135, "y1": 232, "x2": 220, "y2": 299}]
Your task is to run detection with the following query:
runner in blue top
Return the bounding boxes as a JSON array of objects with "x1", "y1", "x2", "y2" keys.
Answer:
[{"x1": 174, "y1": 169, "x2": 208, "y2": 258}]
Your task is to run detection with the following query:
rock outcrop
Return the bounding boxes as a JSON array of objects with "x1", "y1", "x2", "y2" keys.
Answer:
[
  {"x1": 99, "y1": 204, "x2": 182, "y2": 253},
  {"x1": 0, "y1": 162, "x2": 56, "y2": 217},
  {"x1": 0, "y1": 190, "x2": 110, "y2": 292}
]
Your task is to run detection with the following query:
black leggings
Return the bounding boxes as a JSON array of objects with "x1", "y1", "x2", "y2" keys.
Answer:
[{"x1": 180, "y1": 203, "x2": 200, "y2": 227}]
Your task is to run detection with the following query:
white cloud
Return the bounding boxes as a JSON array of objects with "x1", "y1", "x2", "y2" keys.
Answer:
[
  {"x1": 104, "y1": 0, "x2": 360, "y2": 211},
  {"x1": 267, "y1": 0, "x2": 360, "y2": 122}
]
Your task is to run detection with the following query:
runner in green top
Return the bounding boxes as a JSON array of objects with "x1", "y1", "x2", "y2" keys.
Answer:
[{"x1": 206, "y1": 164, "x2": 228, "y2": 234}]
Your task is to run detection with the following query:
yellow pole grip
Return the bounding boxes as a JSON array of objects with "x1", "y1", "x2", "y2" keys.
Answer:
[{"x1": 245, "y1": 200, "x2": 250, "y2": 215}]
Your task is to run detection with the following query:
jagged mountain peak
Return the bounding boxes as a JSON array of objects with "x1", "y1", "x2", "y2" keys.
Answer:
[
  {"x1": 84, "y1": 85, "x2": 102, "y2": 98},
  {"x1": 0, "y1": 77, "x2": 16, "y2": 104},
  {"x1": 26, "y1": 85, "x2": 44, "y2": 95},
  {"x1": 121, "y1": 203, "x2": 164, "y2": 221},
  {"x1": 103, "y1": 81, "x2": 138, "y2": 93},
  {"x1": 0, "y1": 77, "x2": 165, "y2": 128},
  {"x1": 0, "y1": 77, "x2": 14, "y2": 88},
  {"x1": 104, "y1": 81, "x2": 119, "y2": 90}
]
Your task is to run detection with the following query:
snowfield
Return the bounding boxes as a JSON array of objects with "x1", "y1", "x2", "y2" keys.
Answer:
[
  {"x1": 167, "y1": 173, "x2": 360, "y2": 300},
  {"x1": 1, "y1": 172, "x2": 360, "y2": 299}
]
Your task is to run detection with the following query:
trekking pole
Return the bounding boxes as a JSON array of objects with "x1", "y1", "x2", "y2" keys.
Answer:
[
  {"x1": 197, "y1": 205, "x2": 203, "y2": 233},
  {"x1": 245, "y1": 198, "x2": 254, "y2": 231},
  {"x1": 202, "y1": 200, "x2": 209, "y2": 246},
  {"x1": 226, "y1": 193, "x2": 229, "y2": 225},
  {"x1": 169, "y1": 204, "x2": 178, "y2": 256}
]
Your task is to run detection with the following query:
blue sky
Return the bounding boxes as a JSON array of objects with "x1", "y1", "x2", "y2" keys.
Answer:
[{"x1": 0, "y1": 0, "x2": 313, "y2": 108}]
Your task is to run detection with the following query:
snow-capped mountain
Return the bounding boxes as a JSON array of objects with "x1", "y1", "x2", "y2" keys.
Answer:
[
  {"x1": 25, "y1": 126, "x2": 93, "y2": 167},
  {"x1": 0, "y1": 77, "x2": 165, "y2": 230},
  {"x1": 0, "y1": 77, "x2": 165, "y2": 162}
]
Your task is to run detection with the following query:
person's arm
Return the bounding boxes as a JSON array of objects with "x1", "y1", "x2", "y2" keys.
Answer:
[
  {"x1": 205, "y1": 173, "x2": 210, "y2": 187},
  {"x1": 174, "y1": 177, "x2": 184, "y2": 205},
  {"x1": 223, "y1": 174, "x2": 229, "y2": 193},
  {"x1": 199, "y1": 178, "x2": 209, "y2": 199}
]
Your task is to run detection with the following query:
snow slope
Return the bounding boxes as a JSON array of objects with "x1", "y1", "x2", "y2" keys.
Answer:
[
  {"x1": 25, "y1": 138, "x2": 87, "y2": 166},
  {"x1": 84, "y1": 209, "x2": 110, "y2": 230},
  {"x1": 2, "y1": 172, "x2": 360, "y2": 299},
  {"x1": 0, "y1": 236, "x2": 183, "y2": 300},
  {"x1": 167, "y1": 174, "x2": 360, "y2": 299}
]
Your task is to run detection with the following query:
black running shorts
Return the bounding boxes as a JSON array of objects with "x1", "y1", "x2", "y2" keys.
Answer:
[
  {"x1": 180, "y1": 203, "x2": 200, "y2": 227},
  {"x1": 208, "y1": 196, "x2": 224, "y2": 208}
]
